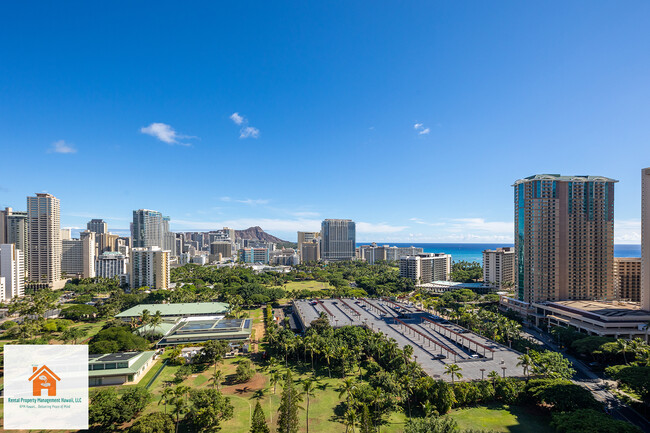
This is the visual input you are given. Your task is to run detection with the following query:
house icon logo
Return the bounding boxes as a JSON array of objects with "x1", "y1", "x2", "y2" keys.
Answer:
[{"x1": 28, "y1": 365, "x2": 61, "y2": 397}]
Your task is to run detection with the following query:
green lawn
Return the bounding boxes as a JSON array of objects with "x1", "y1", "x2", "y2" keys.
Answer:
[
  {"x1": 450, "y1": 403, "x2": 553, "y2": 433},
  {"x1": 284, "y1": 281, "x2": 334, "y2": 292}
]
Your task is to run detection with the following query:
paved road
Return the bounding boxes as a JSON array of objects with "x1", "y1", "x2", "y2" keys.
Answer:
[{"x1": 526, "y1": 327, "x2": 650, "y2": 433}]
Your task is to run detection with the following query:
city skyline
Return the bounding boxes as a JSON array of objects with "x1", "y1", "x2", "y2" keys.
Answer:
[{"x1": 1, "y1": 2, "x2": 649, "y2": 243}]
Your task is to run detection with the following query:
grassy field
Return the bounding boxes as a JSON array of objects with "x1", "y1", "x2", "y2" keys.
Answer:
[
  {"x1": 284, "y1": 280, "x2": 334, "y2": 292},
  {"x1": 450, "y1": 403, "x2": 553, "y2": 433}
]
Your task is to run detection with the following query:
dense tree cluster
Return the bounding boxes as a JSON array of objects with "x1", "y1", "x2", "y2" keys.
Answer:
[
  {"x1": 89, "y1": 325, "x2": 150, "y2": 353},
  {"x1": 449, "y1": 261, "x2": 483, "y2": 283}
]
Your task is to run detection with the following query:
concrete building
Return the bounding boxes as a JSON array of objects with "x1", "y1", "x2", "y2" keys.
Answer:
[
  {"x1": 239, "y1": 247, "x2": 269, "y2": 264},
  {"x1": 0, "y1": 208, "x2": 28, "y2": 276},
  {"x1": 513, "y1": 174, "x2": 616, "y2": 303},
  {"x1": 115, "y1": 302, "x2": 230, "y2": 320},
  {"x1": 500, "y1": 296, "x2": 650, "y2": 342},
  {"x1": 358, "y1": 243, "x2": 424, "y2": 264},
  {"x1": 210, "y1": 241, "x2": 233, "y2": 261},
  {"x1": 60, "y1": 228, "x2": 72, "y2": 240},
  {"x1": 96, "y1": 232, "x2": 119, "y2": 256},
  {"x1": 399, "y1": 253, "x2": 452, "y2": 284},
  {"x1": 132, "y1": 209, "x2": 172, "y2": 250},
  {"x1": 130, "y1": 247, "x2": 170, "y2": 289},
  {"x1": 298, "y1": 231, "x2": 320, "y2": 263},
  {"x1": 0, "y1": 243, "x2": 25, "y2": 301},
  {"x1": 96, "y1": 251, "x2": 127, "y2": 279},
  {"x1": 270, "y1": 248, "x2": 299, "y2": 266},
  {"x1": 614, "y1": 257, "x2": 641, "y2": 302},
  {"x1": 643, "y1": 167, "x2": 650, "y2": 311},
  {"x1": 61, "y1": 231, "x2": 95, "y2": 278},
  {"x1": 321, "y1": 219, "x2": 355, "y2": 261},
  {"x1": 300, "y1": 239, "x2": 320, "y2": 263},
  {"x1": 483, "y1": 247, "x2": 515, "y2": 289},
  {"x1": 89, "y1": 352, "x2": 157, "y2": 386},
  {"x1": 27, "y1": 193, "x2": 61, "y2": 285},
  {"x1": 87, "y1": 219, "x2": 108, "y2": 235}
]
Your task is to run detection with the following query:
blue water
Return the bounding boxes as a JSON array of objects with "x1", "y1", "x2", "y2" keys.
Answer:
[{"x1": 357, "y1": 243, "x2": 641, "y2": 265}]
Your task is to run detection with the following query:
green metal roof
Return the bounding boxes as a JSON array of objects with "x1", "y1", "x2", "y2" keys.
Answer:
[
  {"x1": 88, "y1": 351, "x2": 156, "y2": 377},
  {"x1": 134, "y1": 321, "x2": 177, "y2": 336},
  {"x1": 115, "y1": 302, "x2": 229, "y2": 318}
]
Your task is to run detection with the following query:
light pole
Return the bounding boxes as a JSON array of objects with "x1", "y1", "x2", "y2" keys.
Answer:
[
  {"x1": 501, "y1": 366, "x2": 507, "y2": 379},
  {"x1": 480, "y1": 368, "x2": 486, "y2": 381}
]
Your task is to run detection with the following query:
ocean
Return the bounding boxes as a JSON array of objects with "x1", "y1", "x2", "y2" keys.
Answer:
[{"x1": 357, "y1": 243, "x2": 641, "y2": 265}]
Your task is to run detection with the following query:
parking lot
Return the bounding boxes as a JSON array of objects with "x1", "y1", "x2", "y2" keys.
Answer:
[{"x1": 292, "y1": 298, "x2": 525, "y2": 381}]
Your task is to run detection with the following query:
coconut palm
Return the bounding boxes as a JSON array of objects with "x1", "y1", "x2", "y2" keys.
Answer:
[
  {"x1": 159, "y1": 386, "x2": 175, "y2": 413},
  {"x1": 271, "y1": 371, "x2": 282, "y2": 394},
  {"x1": 209, "y1": 370, "x2": 223, "y2": 391},
  {"x1": 338, "y1": 377, "x2": 358, "y2": 407},
  {"x1": 302, "y1": 379, "x2": 317, "y2": 433},
  {"x1": 487, "y1": 370, "x2": 500, "y2": 387},
  {"x1": 344, "y1": 407, "x2": 358, "y2": 433},
  {"x1": 517, "y1": 354, "x2": 533, "y2": 382},
  {"x1": 321, "y1": 344, "x2": 335, "y2": 378},
  {"x1": 444, "y1": 364, "x2": 462, "y2": 384}
]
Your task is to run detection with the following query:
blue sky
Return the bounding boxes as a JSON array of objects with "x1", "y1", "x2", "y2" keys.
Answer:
[{"x1": 1, "y1": 1, "x2": 649, "y2": 243}]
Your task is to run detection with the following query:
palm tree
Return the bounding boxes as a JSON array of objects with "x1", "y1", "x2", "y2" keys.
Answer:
[
  {"x1": 171, "y1": 396, "x2": 187, "y2": 433},
  {"x1": 338, "y1": 377, "x2": 358, "y2": 408},
  {"x1": 488, "y1": 370, "x2": 500, "y2": 387},
  {"x1": 322, "y1": 344, "x2": 335, "y2": 378},
  {"x1": 344, "y1": 407, "x2": 358, "y2": 433},
  {"x1": 444, "y1": 364, "x2": 463, "y2": 384},
  {"x1": 271, "y1": 371, "x2": 282, "y2": 394},
  {"x1": 302, "y1": 379, "x2": 317, "y2": 433},
  {"x1": 159, "y1": 386, "x2": 175, "y2": 413},
  {"x1": 616, "y1": 339, "x2": 630, "y2": 364},
  {"x1": 209, "y1": 370, "x2": 223, "y2": 391},
  {"x1": 517, "y1": 354, "x2": 533, "y2": 382},
  {"x1": 148, "y1": 310, "x2": 163, "y2": 340},
  {"x1": 140, "y1": 309, "x2": 151, "y2": 326}
]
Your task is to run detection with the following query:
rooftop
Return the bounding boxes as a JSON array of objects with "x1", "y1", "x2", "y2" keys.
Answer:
[
  {"x1": 546, "y1": 300, "x2": 650, "y2": 318},
  {"x1": 513, "y1": 174, "x2": 618, "y2": 185},
  {"x1": 88, "y1": 351, "x2": 156, "y2": 377},
  {"x1": 115, "y1": 302, "x2": 229, "y2": 318}
]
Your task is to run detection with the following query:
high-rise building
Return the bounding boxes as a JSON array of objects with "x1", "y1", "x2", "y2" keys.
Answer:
[
  {"x1": 60, "y1": 228, "x2": 72, "y2": 240},
  {"x1": 514, "y1": 174, "x2": 616, "y2": 303},
  {"x1": 0, "y1": 243, "x2": 25, "y2": 301},
  {"x1": 210, "y1": 241, "x2": 233, "y2": 261},
  {"x1": 399, "y1": 253, "x2": 451, "y2": 284},
  {"x1": 27, "y1": 193, "x2": 61, "y2": 285},
  {"x1": 95, "y1": 251, "x2": 127, "y2": 279},
  {"x1": 642, "y1": 168, "x2": 650, "y2": 311},
  {"x1": 130, "y1": 246, "x2": 170, "y2": 289},
  {"x1": 300, "y1": 239, "x2": 320, "y2": 263},
  {"x1": 483, "y1": 247, "x2": 515, "y2": 289},
  {"x1": 132, "y1": 209, "x2": 174, "y2": 253},
  {"x1": 320, "y1": 219, "x2": 355, "y2": 261},
  {"x1": 358, "y1": 243, "x2": 424, "y2": 264},
  {"x1": 87, "y1": 219, "x2": 108, "y2": 235},
  {"x1": 61, "y1": 231, "x2": 95, "y2": 278},
  {"x1": 0, "y1": 208, "x2": 28, "y2": 277},
  {"x1": 614, "y1": 257, "x2": 641, "y2": 302},
  {"x1": 239, "y1": 247, "x2": 270, "y2": 264}
]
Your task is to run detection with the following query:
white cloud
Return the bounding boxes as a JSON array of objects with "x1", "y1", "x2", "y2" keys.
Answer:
[
  {"x1": 413, "y1": 123, "x2": 430, "y2": 135},
  {"x1": 615, "y1": 219, "x2": 641, "y2": 243},
  {"x1": 230, "y1": 112, "x2": 244, "y2": 125},
  {"x1": 140, "y1": 122, "x2": 195, "y2": 146},
  {"x1": 229, "y1": 112, "x2": 260, "y2": 139},
  {"x1": 292, "y1": 211, "x2": 320, "y2": 218},
  {"x1": 49, "y1": 140, "x2": 76, "y2": 154},
  {"x1": 172, "y1": 218, "x2": 322, "y2": 233},
  {"x1": 220, "y1": 197, "x2": 269, "y2": 206},
  {"x1": 240, "y1": 126, "x2": 260, "y2": 139}
]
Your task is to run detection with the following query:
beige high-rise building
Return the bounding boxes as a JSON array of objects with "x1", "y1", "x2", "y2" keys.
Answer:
[
  {"x1": 399, "y1": 253, "x2": 451, "y2": 284},
  {"x1": 27, "y1": 193, "x2": 61, "y2": 285},
  {"x1": 61, "y1": 231, "x2": 96, "y2": 278},
  {"x1": 483, "y1": 247, "x2": 515, "y2": 289},
  {"x1": 298, "y1": 231, "x2": 321, "y2": 263},
  {"x1": 0, "y1": 207, "x2": 28, "y2": 278},
  {"x1": 514, "y1": 175, "x2": 616, "y2": 303},
  {"x1": 130, "y1": 246, "x2": 170, "y2": 289},
  {"x1": 614, "y1": 257, "x2": 641, "y2": 302},
  {"x1": 642, "y1": 168, "x2": 650, "y2": 311}
]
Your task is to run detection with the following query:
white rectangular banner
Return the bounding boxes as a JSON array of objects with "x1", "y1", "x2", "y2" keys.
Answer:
[{"x1": 4, "y1": 345, "x2": 89, "y2": 430}]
